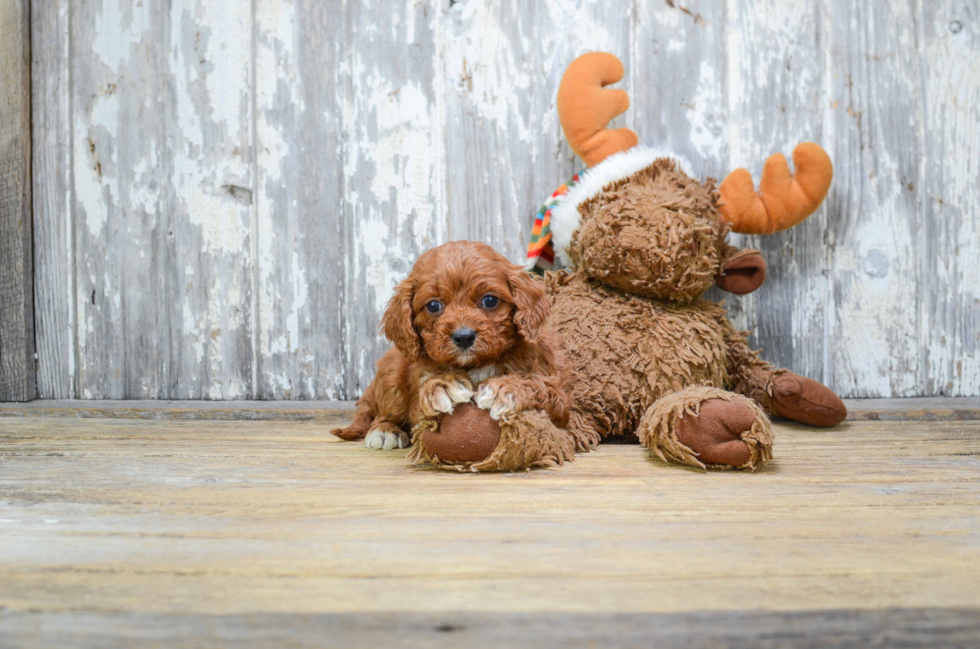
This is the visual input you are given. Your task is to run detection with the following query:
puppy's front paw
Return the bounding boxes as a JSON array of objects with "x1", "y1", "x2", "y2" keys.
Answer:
[
  {"x1": 420, "y1": 378, "x2": 474, "y2": 417},
  {"x1": 476, "y1": 381, "x2": 519, "y2": 421},
  {"x1": 365, "y1": 428, "x2": 410, "y2": 450}
]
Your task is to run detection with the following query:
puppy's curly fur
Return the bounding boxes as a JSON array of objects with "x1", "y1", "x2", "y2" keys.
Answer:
[{"x1": 332, "y1": 241, "x2": 572, "y2": 449}]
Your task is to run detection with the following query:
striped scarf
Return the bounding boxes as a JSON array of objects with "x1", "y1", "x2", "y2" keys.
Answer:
[{"x1": 525, "y1": 171, "x2": 583, "y2": 275}]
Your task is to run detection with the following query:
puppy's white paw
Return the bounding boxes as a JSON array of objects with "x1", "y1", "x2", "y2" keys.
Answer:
[
  {"x1": 430, "y1": 389, "x2": 454, "y2": 415},
  {"x1": 420, "y1": 379, "x2": 474, "y2": 416},
  {"x1": 446, "y1": 381, "x2": 475, "y2": 405},
  {"x1": 475, "y1": 384, "x2": 496, "y2": 410},
  {"x1": 364, "y1": 429, "x2": 410, "y2": 450},
  {"x1": 476, "y1": 383, "x2": 518, "y2": 421}
]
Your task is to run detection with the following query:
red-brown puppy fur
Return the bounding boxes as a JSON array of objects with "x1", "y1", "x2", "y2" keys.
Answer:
[{"x1": 332, "y1": 241, "x2": 572, "y2": 449}]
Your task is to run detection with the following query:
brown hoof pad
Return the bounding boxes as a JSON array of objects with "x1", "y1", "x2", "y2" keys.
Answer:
[
  {"x1": 674, "y1": 399, "x2": 757, "y2": 467},
  {"x1": 423, "y1": 403, "x2": 501, "y2": 464},
  {"x1": 771, "y1": 373, "x2": 847, "y2": 427}
]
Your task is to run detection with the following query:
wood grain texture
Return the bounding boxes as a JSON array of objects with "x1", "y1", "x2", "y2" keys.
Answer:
[
  {"x1": 26, "y1": 0, "x2": 980, "y2": 399},
  {"x1": 31, "y1": 0, "x2": 74, "y2": 399},
  {"x1": 2, "y1": 608, "x2": 979, "y2": 649},
  {"x1": 69, "y1": 0, "x2": 254, "y2": 399},
  {"x1": 920, "y1": 0, "x2": 980, "y2": 395},
  {"x1": 0, "y1": 0, "x2": 35, "y2": 402},
  {"x1": 0, "y1": 415, "x2": 978, "y2": 646},
  {"x1": 253, "y1": 0, "x2": 346, "y2": 399},
  {"x1": 633, "y1": 0, "x2": 726, "y2": 177},
  {"x1": 825, "y1": 0, "x2": 924, "y2": 398}
]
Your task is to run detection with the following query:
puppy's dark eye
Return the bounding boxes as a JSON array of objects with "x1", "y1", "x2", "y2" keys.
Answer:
[
  {"x1": 480, "y1": 295, "x2": 499, "y2": 309},
  {"x1": 425, "y1": 300, "x2": 442, "y2": 314}
]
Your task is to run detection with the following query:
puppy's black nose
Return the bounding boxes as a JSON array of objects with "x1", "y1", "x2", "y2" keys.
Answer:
[{"x1": 452, "y1": 328, "x2": 477, "y2": 350}]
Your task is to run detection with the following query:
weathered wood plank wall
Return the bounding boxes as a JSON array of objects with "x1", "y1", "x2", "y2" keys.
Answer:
[
  {"x1": 0, "y1": 0, "x2": 35, "y2": 401},
  {"x1": 29, "y1": 0, "x2": 980, "y2": 400}
]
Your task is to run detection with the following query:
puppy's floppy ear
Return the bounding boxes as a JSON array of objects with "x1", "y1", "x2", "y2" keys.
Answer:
[
  {"x1": 716, "y1": 248, "x2": 767, "y2": 294},
  {"x1": 508, "y1": 269, "x2": 551, "y2": 345},
  {"x1": 381, "y1": 278, "x2": 421, "y2": 361}
]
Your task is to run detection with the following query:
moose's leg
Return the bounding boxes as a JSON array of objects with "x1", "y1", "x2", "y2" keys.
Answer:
[
  {"x1": 768, "y1": 373, "x2": 847, "y2": 427},
  {"x1": 636, "y1": 386, "x2": 773, "y2": 471},
  {"x1": 723, "y1": 324, "x2": 847, "y2": 427}
]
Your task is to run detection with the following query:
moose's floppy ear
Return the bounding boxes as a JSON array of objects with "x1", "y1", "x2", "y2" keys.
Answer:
[
  {"x1": 716, "y1": 249, "x2": 767, "y2": 294},
  {"x1": 508, "y1": 270, "x2": 550, "y2": 346},
  {"x1": 381, "y1": 278, "x2": 421, "y2": 361}
]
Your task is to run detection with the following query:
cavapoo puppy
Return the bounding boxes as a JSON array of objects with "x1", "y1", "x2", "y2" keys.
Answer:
[{"x1": 332, "y1": 241, "x2": 571, "y2": 449}]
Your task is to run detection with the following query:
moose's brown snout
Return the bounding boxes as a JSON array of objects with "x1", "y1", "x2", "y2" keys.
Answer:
[{"x1": 716, "y1": 249, "x2": 767, "y2": 295}]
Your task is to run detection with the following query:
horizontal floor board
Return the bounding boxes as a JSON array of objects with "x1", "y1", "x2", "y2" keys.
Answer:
[{"x1": 2, "y1": 608, "x2": 978, "y2": 649}]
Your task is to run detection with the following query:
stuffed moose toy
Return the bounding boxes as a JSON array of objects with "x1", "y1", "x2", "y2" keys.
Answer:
[{"x1": 403, "y1": 52, "x2": 848, "y2": 472}]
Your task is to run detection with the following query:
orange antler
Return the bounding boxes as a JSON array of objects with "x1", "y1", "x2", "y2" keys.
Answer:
[
  {"x1": 557, "y1": 52, "x2": 638, "y2": 167},
  {"x1": 719, "y1": 143, "x2": 833, "y2": 235}
]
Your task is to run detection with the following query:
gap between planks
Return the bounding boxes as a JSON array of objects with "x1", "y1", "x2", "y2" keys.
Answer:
[{"x1": 1, "y1": 397, "x2": 979, "y2": 421}]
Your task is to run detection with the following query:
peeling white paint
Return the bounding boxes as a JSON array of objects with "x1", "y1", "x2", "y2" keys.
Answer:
[
  {"x1": 919, "y1": 6, "x2": 980, "y2": 395},
  {"x1": 688, "y1": 60, "x2": 725, "y2": 165},
  {"x1": 74, "y1": 92, "x2": 119, "y2": 238},
  {"x1": 286, "y1": 250, "x2": 308, "y2": 353},
  {"x1": 185, "y1": 190, "x2": 249, "y2": 254},
  {"x1": 91, "y1": 0, "x2": 151, "y2": 75}
]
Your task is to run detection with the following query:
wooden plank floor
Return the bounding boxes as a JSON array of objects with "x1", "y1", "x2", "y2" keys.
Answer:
[{"x1": 1, "y1": 406, "x2": 979, "y2": 647}]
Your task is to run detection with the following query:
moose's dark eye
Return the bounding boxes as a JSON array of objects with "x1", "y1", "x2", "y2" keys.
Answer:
[
  {"x1": 480, "y1": 295, "x2": 499, "y2": 309},
  {"x1": 425, "y1": 300, "x2": 442, "y2": 314}
]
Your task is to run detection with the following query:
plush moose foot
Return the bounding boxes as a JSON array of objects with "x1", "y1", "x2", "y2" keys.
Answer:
[
  {"x1": 637, "y1": 387, "x2": 773, "y2": 471},
  {"x1": 674, "y1": 399, "x2": 759, "y2": 467},
  {"x1": 769, "y1": 373, "x2": 847, "y2": 427},
  {"x1": 409, "y1": 403, "x2": 575, "y2": 472}
]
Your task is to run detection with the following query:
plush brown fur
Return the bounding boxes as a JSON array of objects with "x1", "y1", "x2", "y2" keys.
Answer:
[
  {"x1": 332, "y1": 241, "x2": 574, "y2": 451},
  {"x1": 568, "y1": 161, "x2": 728, "y2": 302},
  {"x1": 545, "y1": 158, "x2": 845, "y2": 471}
]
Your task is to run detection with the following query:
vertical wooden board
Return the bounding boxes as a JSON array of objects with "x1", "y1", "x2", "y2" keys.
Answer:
[
  {"x1": 632, "y1": 0, "x2": 727, "y2": 179},
  {"x1": 31, "y1": 0, "x2": 74, "y2": 399},
  {"x1": 254, "y1": 0, "x2": 347, "y2": 399},
  {"x1": 721, "y1": 0, "x2": 830, "y2": 384},
  {"x1": 71, "y1": 0, "x2": 254, "y2": 399},
  {"x1": 440, "y1": 0, "x2": 631, "y2": 263},
  {"x1": 71, "y1": 0, "x2": 166, "y2": 398},
  {"x1": 920, "y1": 1, "x2": 980, "y2": 396},
  {"x1": 0, "y1": 0, "x2": 35, "y2": 401},
  {"x1": 824, "y1": 0, "x2": 924, "y2": 397},
  {"x1": 166, "y1": 1, "x2": 254, "y2": 399},
  {"x1": 340, "y1": 0, "x2": 444, "y2": 397}
]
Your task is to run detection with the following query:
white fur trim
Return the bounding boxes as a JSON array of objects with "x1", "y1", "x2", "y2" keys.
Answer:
[{"x1": 550, "y1": 146, "x2": 694, "y2": 267}]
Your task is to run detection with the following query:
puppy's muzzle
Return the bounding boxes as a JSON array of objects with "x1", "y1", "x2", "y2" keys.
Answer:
[{"x1": 452, "y1": 328, "x2": 477, "y2": 350}]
